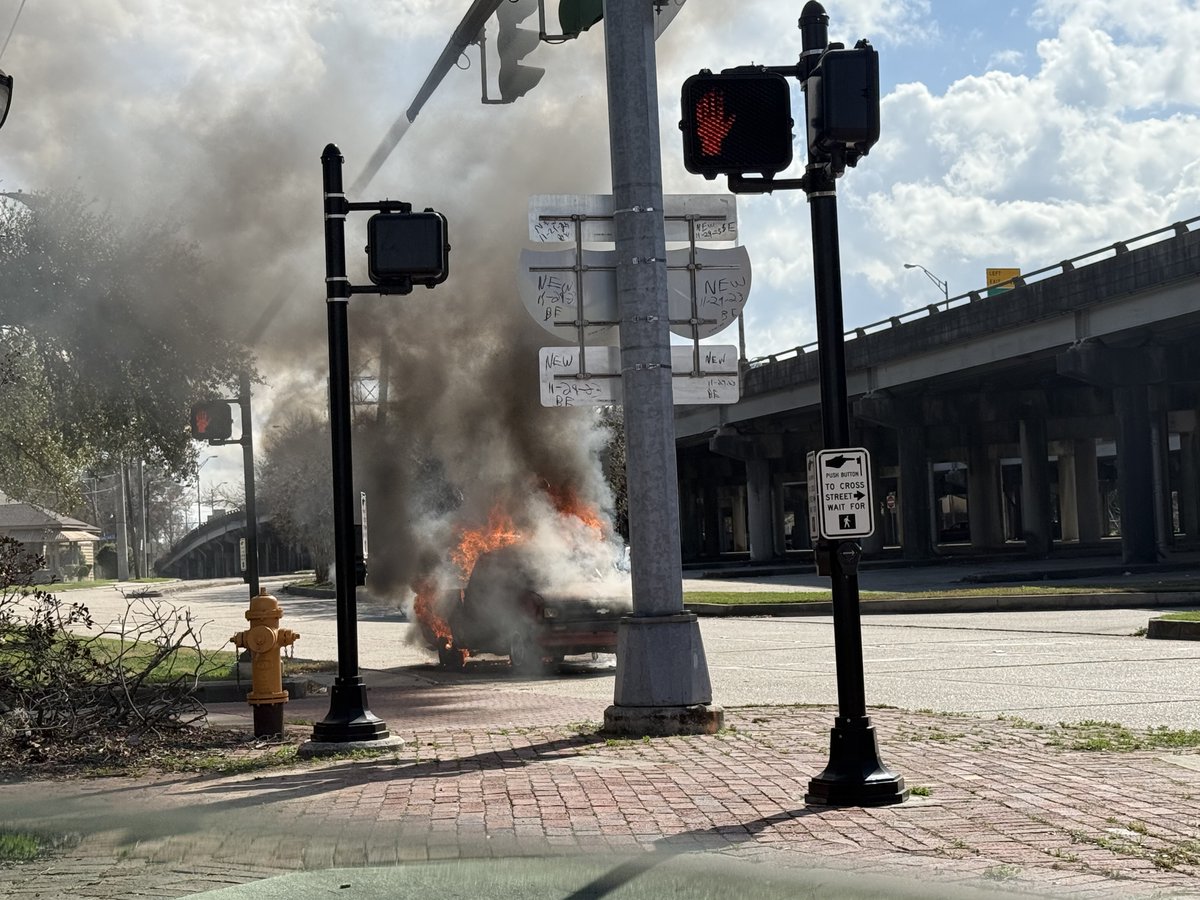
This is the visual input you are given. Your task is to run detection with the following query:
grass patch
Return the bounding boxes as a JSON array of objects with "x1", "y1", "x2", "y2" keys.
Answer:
[
  {"x1": 683, "y1": 585, "x2": 1132, "y2": 605},
  {"x1": 1054, "y1": 720, "x2": 1200, "y2": 752},
  {"x1": 982, "y1": 864, "x2": 1021, "y2": 881},
  {"x1": 0, "y1": 830, "x2": 43, "y2": 863},
  {"x1": 909, "y1": 785, "x2": 932, "y2": 797},
  {"x1": 282, "y1": 657, "x2": 339, "y2": 676},
  {"x1": 685, "y1": 591, "x2": 835, "y2": 604},
  {"x1": 156, "y1": 746, "x2": 300, "y2": 775},
  {"x1": 84, "y1": 636, "x2": 239, "y2": 683},
  {"x1": 1159, "y1": 610, "x2": 1200, "y2": 621}
]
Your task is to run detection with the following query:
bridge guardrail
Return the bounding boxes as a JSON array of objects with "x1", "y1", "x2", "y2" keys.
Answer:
[{"x1": 745, "y1": 215, "x2": 1199, "y2": 369}]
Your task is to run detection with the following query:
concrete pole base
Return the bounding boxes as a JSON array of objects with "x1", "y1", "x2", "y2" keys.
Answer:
[
  {"x1": 605, "y1": 613, "x2": 721, "y2": 736},
  {"x1": 603, "y1": 703, "x2": 725, "y2": 737}
]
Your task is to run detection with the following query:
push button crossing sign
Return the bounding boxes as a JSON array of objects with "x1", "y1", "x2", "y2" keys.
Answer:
[{"x1": 813, "y1": 448, "x2": 875, "y2": 539}]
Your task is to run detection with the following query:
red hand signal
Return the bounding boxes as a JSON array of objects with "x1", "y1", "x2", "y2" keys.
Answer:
[{"x1": 694, "y1": 89, "x2": 736, "y2": 157}]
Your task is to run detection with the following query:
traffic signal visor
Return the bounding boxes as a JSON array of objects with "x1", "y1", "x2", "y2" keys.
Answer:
[{"x1": 681, "y1": 71, "x2": 794, "y2": 179}]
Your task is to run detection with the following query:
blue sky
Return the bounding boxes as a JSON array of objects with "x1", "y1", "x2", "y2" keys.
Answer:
[{"x1": 1, "y1": 0, "x2": 1198, "y2": 497}]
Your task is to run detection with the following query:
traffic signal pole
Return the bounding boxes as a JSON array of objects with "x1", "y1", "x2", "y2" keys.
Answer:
[
  {"x1": 238, "y1": 370, "x2": 260, "y2": 597},
  {"x1": 601, "y1": 0, "x2": 721, "y2": 737},
  {"x1": 311, "y1": 144, "x2": 391, "y2": 746},
  {"x1": 799, "y1": 1, "x2": 905, "y2": 807}
]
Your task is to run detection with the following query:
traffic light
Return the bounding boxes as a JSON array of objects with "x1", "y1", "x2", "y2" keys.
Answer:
[
  {"x1": 366, "y1": 210, "x2": 450, "y2": 291},
  {"x1": 806, "y1": 42, "x2": 880, "y2": 168},
  {"x1": 190, "y1": 400, "x2": 233, "y2": 443},
  {"x1": 680, "y1": 70, "x2": 794, "y2": 179},
  {"x1": 496, "y1": 0, "x2": 544, "y2": 101},
  {"x1": 559, "y1": 0, "x2": 603, "y2": 35}
]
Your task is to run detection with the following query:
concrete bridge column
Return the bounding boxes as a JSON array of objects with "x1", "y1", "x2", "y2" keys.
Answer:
[
  {"x1": 1019, "y1": 416, "x2": 1054, "y2": 556},
  {"x1": 678, "y1": 477, "x2": 704, "y2": 562},
  {"x1": 1151, "y1": 389, "x2": 1174, "y2": 553},
  {"x1": 730, "y1": 486, "x2": 748, "y2": 553},
  {"x1": 1115, "y1": 385, "x2": 1158, "y2": 563},
  {"x1": 1182, "y1": 424, "x2": 1200, "y2": 543},
  {"x1": 1059, "y1": 439, "x2": 1102, "y2": 544},
  {"x1": 746, "y1": 459, "x2": 776, "y2": 561},
  {"x1": 898, "y1": 425, "x2": 934, "y2": 559},
  {"x1": 857, "y1": 426, "x2": 888, "y2": 556},
  {"x1": 1058, "y1": 341, "x2": 1166, "y2": 564},
  {"x1": 702, "y1": 482, "x2": 720, "y2": 557},
  {"x1": 771, "y1": 472, "x2": 789, "y2": 557},
  {"x1": 967, "y1": 438, "x2": 1004, "y2": 550}
]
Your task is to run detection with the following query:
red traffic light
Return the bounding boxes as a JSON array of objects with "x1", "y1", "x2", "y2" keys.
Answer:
[
  {"x1": 190, "y1": 400, "x2": 233, "y2": 442},
  {"x1": 681, "y1": 71, "x2": 794, "y2": 179}
]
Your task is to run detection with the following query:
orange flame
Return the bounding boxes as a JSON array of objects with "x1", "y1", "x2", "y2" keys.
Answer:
[
  {"x1": 449, "y1": 508, "x2": 522, "y2": 579},
  {"x1": 546, "y1": 485, "x2": 607, "y2": 537},
  {"x1": 411, "y1": 489, "x2": 610, "y2": 661},
  {"x1": 412, "y1": 578, "x2": 453, "y2": 647}
]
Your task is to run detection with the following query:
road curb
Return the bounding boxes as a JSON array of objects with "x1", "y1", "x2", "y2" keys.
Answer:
[
  {"x1": 687, "y1": 590, "x2": 1200, "y2": 617},
  {"x1": 1146, "y1": 617, "x2": 1200, "y2": 640}
]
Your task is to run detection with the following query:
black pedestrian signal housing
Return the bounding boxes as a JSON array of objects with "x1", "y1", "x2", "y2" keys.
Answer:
[
  {"x1": 680, "y1": 70, "x2": 794, "y2": 179},
  {"x1": 366, "y1": 211, "x2": 450, "y2": 292},
  {"x1": 806, "y1": 42, "x2": 880, "y2": 168},
  {"x1": 190, "y1": 400, "x2": 233, "y2": 443}
]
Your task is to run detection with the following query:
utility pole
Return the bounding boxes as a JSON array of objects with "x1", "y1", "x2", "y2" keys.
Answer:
[{"x1": 601, "y1": 0, "x2": 721, "y2": 737}]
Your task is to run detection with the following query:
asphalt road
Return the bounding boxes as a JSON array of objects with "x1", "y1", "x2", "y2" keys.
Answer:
[{"x1": 65, "y1": 574, "x2": 1200, "y2": 732}]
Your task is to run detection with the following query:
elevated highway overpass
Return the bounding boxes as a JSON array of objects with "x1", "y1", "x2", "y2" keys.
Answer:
[
  {"x1": 156, "y1": 509, "x2": 310, "y2": 581},
  {"x1": 675, "y1": 217, "x2": 1200, "y2": 565}
]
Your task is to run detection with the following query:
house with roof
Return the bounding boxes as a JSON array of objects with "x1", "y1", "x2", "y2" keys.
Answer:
[{"x1": 0, "y1": 491, "x2": 101, "y2": 581}]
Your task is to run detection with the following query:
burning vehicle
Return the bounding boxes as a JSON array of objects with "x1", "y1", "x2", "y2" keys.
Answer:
[{"x1": 413, "y1": 497, "x2": 631, "y2": 673}]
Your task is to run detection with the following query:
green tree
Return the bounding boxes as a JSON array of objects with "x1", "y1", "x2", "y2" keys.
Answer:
[
  {"x1": 0, "y1": 192, "x2": 249, "y2": 490},
  {"x1": 0, "y1": 327, "x2": 85, "y2": 504},
  {"x1": 257, "y1": 414, "x2": 333, "y2": 582}
]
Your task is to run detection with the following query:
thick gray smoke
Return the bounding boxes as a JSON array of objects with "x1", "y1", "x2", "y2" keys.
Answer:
[{"x1": 1, "y1": 3, "x2": 638, "y2": 601}]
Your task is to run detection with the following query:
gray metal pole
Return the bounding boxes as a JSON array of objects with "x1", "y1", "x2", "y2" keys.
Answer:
[{"x1": 601, "y1": 0, "x2": 720, "y2": 736}]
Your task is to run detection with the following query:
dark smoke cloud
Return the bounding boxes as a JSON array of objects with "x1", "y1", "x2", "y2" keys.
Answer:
[{"x1": 1, "y1": 2, "x2": 632, "y2": 596}]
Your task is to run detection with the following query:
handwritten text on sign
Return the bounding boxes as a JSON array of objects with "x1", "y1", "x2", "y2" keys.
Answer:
[{"x1": 538, "y1": 346, "x2": 740, "y2": 407}]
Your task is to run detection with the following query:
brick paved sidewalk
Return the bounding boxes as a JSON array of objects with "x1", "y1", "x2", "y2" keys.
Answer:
[{"x1": 3, "y1": 685, "x2": 1200, "y2": 899}]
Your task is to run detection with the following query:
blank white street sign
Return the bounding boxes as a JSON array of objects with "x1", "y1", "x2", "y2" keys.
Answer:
[{"x1": 815, "y1": 448, "x2": 875, "y2": 539}]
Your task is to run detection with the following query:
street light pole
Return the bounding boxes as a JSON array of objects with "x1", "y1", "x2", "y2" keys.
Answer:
[
  {"x1": 196, "y1": 455, "x2": 216, "y2": 529},
  {"x1": 903, "y1": 262, "x2": 948, "y2": 303}
]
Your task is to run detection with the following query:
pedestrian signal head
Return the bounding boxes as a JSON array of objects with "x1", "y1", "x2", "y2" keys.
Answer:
[
  {"x1": 680, "y1": 70, "x2": 794, "y2": 179},
  {"x1": 190, "y1": 400, "x2": 233, "y2": 443},
  {"x1": 366, "y1": 211, "x2": 450, "y2": 292}
]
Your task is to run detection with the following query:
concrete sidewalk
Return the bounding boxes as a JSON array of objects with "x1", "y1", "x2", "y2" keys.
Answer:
[
  {"x1": 5, "y1": 676, "x2": 1200, "y2": 899},
  {"x1": 5, "y1": 556, "x2": 1199, "y2": 898}
]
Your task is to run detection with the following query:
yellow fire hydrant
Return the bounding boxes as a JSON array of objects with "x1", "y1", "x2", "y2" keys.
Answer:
[{"x1": 230, "y1": 590, "x2": 299, "y2": 737}]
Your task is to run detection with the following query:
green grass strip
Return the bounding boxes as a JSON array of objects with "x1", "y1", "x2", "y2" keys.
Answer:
[{"x1": 1159, "y1": 610, "x2": 1200, "y2": 622}]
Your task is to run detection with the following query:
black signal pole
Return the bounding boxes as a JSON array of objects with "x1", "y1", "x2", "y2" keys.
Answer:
[
  {"x1": 238, "y1": 370, "x2": 260, "y2": 597},
  {"x1": 799, "y1": 1, "x2": 905, "y2": 806},
  {"x1": 312, "y1": 143, "x2": 390, "y2": 744}
]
